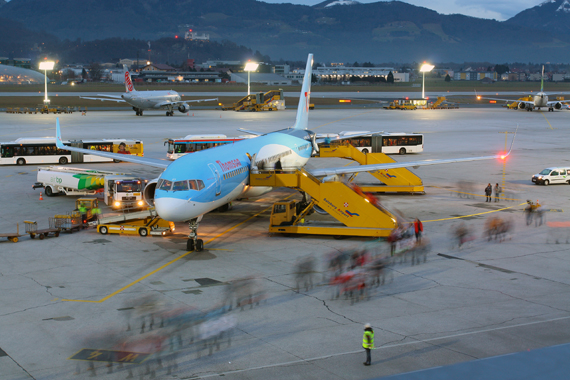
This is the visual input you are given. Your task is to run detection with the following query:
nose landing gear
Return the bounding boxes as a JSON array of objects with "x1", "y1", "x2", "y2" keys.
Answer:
[{"x1": 187, "y1": 218, "x2": 204, "y2": 251}]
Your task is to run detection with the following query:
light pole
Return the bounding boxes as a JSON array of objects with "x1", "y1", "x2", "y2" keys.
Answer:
[
  {"x1": 420, "y1": 63, "x2": 434, "y2": 99},
  {"x1": 39, "y1": 61, "x2": 55, "y2": 105},
  {"x1": 244, "y1": 62, "x2": 259, "y2": 95}
]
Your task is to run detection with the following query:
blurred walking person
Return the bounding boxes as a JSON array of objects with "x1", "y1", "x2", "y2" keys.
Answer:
[
  {"x1": 494, "y1": 183, "x2": 502, "y2": 202},
  {"x1": 485, "y1": 183, "x2": 492, "y2": 202},
  {"x1": 362, "y1": 323, "x2": 374, "y2": 366},
  {"x1": 414, "y1": 218, "x2": 423, "y2": 243}
]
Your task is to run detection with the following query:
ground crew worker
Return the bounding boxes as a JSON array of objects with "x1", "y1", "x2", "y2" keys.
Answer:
[{"x1": 362, "y1": 323, "x2": 374, "y2": 366}]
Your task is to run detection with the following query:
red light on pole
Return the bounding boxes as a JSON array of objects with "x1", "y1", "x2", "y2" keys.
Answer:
[{"x1": 175, "y1": 35, "x2": 178, "y2": 38}]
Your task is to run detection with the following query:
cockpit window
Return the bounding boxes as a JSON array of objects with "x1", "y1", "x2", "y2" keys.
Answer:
[
  {"x1": 173, "y1": 180, "x2": 189, "y2": 191},
  {"x1": 188, "y1": 180, "x2": 198, "y2": 190},
  {"x1": 159, "y1": 179, "x2": 172, "y2": 191},
  {"x1": 197, "y1": 180, "x2": 205, "y2": 190},
  {"x1": 539, "y1": 169, "x2": 551, "y2": 175}
]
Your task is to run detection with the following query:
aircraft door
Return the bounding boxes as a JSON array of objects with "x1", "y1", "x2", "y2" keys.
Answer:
[{"x1": 208, "y1": 163, "x2": 222, "y2": 196}]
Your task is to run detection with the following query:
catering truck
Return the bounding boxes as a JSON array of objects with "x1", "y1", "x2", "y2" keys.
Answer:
[{"x1": 33, "y1": 166, "x2": 146, "y2": 209}]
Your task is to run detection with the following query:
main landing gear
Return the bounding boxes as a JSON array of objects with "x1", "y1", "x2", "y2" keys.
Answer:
[
  {"x1": 187, "y1": 218, "x2": 204, "y2": 252},
  {"x1": 134, "y1": 107, "x2": 144, "y2": 116},
  {"x1": 166, "y1": 106, "x2": 174, "y2": 117}
]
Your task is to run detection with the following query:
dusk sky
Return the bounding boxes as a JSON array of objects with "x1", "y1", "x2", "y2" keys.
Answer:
[{"x1": 262, "y1": 0, "x2": 543, "y2": 21}]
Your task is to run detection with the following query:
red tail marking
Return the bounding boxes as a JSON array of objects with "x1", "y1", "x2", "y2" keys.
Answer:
[{"x1": 125, "y1": 72, "x2": 134, "y2": 92}]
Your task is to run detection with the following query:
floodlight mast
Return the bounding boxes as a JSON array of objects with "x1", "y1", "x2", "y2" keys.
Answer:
[
  {"x1": 39, "y1": 61, "x2": 55, "y2": 105},
  {"x1": 420, "y1": 63, "x2": 434, "y2": 99},
  {"x1": 244, "y1": 62, "x2": 259, "y2": 95}
]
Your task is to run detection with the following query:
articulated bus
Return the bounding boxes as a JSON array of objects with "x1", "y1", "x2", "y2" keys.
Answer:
[
  {"x1": 166, "y1": 134, "x2": 256, "y2": 160},
  {"x1": 0, "y1": 138, "x2": 143, "y2": 165},
  {"x1": 328, "y1": 132, "x2": 424, "y2": 155}
]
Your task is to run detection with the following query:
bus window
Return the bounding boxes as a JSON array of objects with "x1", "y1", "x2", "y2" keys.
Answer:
[{"x1": 175, "y1": 144, "x2": 186, "y2": 153}]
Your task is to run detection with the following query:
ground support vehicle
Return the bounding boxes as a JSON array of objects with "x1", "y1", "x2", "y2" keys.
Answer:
[
  {"x1": 423, "y1": 96, "x2": 459, "y2": 109},
  {"x1": 531, "y1": 167, "x2": 570, "y2": 185},
  {"x1": 250, "y1": 169, "x2": 400, "y2": 238},
  {"x1": 95, "y1": 208, "x2": 174, "y2": 237},
  {"x1": 317, "y1": 145, "x2": 424, "y2": 194},
  {"x1": 24, "y1": 220, "x2": 60, "y2": 240},
  {"x1": 0, "y1": 224, "x2": 23, "y2": 243},
  {"x1": 33, "y1": 166, "x2": 145, "y2": 209},
  {"x1": 384, "y1": 100, "x2": 417, "y2": 110},
  {"x1": 507, "y1": 96, "x2": 533, "y2": 110},
  {"x1": 221, "y1": 90, "x2": 285, "y2": 112},
  {"x1": 52, "y1": 215, "x2": 83, "y2": 233}
]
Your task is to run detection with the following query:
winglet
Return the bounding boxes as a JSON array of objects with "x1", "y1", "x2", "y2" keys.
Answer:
[
  {"x1": 291, "y1": 53, "x2": 313, "y2": 130},
  {"x1": 502, "y1": 125, "x2": 518, "y2": 159},
  {"x1": 55, "y1": 118, "x2": 65, "y2": 149}
]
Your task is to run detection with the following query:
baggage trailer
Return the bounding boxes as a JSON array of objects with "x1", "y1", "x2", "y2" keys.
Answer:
[
  {"x1": 0, "y1": 224, "x2": 23, "y2": 243},
  {"x1": 33, "y1": 166, "x2": 146, "y2": 210},
  {"x1": 24, "y1": 220, "x2": 60, "y2": 240},
  {"x1": 96, "y1": 208, "x2": 174, "y2": 237}
]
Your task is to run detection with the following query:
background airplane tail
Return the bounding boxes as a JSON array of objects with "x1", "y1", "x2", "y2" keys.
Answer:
[
  {"x1": 125, "y1": 71, "x2": 135, "y2": 93},
  {"x1": 540, "y1": 65, "x2": 544, "y2": 92},
  {"x1": 292, "y1": 54, "x2": 313, "y2": 130}
]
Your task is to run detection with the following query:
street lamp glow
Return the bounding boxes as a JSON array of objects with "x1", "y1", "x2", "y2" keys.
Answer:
[
  {"x1": 244, "y1": 62, "x2": 259, "y2": 95},
  {"x1": 39, "y1": 61, "x2": 55, "y2": 105},
  {"x1": 419, "y1": 63, "x2": 434, "y2": 99}
]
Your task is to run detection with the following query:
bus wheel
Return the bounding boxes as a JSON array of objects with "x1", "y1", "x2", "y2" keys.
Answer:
[
  {"x1": 361, "y1": 149, "x2": 369, "y2": 154},
  {"x1": 99, "y1": 226, "x2": 108, "y2": 235},
  {"x1": 16, "y1": 158, "x2": 26, "y2": 165},
  {"x1": 139, "y1": 228, "x2": 148, "y2": 237},
  {"x1": 59, "y1": 157, "x2": 68, "y2": 164},
  {"x1": 45, "y1": 186, "x2": 53, "y2": 197},
  {"x1": 399, "y1": 148, "x2": 406, "y2": 155}
]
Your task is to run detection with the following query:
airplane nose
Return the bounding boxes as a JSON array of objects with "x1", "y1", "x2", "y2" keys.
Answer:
[{"x1": 155, "y1": 197, "x2": 191, "y2": 222}]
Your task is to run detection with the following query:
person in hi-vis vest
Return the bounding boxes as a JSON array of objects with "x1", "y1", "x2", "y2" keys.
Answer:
[{"x1": 363, "y1": 323, "x2": 375, "y2": 366}]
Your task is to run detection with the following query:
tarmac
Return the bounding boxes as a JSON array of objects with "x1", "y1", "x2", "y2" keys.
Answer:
[{"x1": 1, "y1": 106, "x2": 570, "y2": 380}]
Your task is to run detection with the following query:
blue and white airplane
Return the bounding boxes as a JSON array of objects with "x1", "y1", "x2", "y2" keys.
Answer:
[{"x1": 56, "y1": 54, "x2": 513, "y2": 251}]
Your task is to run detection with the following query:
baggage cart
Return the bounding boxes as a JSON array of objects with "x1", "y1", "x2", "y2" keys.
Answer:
[
  {"x1": 53, "y1": 215, "x2": 83, "y2": 233},
  {"x1": 0, "y1": 224, "x2": 24, "y2": 243},
  {"x1": 24, "y1": 220, "x2": 60, "y2": 240}
]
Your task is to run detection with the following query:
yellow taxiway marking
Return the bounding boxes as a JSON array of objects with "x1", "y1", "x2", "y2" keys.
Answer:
[
  {"x1": 424, "y1": 203, "x2": 526, "y2": 223},
  {"x1": 61, "y1": 195, "x2": 293, "y2": 303},
  {"x1": 313, "y1": 109, "x2": 377, "y2": 131},
  {"x1": 539, "y1": 111, "x2": 554, "y2": 130}
]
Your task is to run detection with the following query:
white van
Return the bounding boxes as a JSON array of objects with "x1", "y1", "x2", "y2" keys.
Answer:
[{"x1": 531, "y1": 167, "x2": 570, "y2": 185}]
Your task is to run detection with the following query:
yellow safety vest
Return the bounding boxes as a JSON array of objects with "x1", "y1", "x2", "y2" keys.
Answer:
[{"x1": 362, "y1": 330, "x2": 374, "y2": 349}]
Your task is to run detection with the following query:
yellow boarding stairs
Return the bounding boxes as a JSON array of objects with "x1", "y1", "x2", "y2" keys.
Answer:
[
  {"x1": 249, "y1": 169, "x2": 399, "y2": 237},
  {"x1": 222, "y1": 89, "x2": 284, "y2": 112},
  {"x1": 317, "y1": 145, "x2": 424, "y2": 194}
]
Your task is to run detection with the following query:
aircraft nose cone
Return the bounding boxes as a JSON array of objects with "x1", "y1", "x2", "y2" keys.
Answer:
[{"x1": 155, "y1": 197, "x2": 191, "y2": 222}]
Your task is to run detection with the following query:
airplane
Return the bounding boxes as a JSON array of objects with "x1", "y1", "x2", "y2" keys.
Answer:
[
  {"x1": 57, "y1": 53, "x2": 514, "y2": 252},
  {"x1": 476, "y1": 66, "x2": 570, "y2": 112},
  {"x1": 80, "y1": 71, "x2": 217, "y2": 116}
]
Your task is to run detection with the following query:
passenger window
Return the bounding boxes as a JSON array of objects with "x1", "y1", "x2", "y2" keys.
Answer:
[
  {"x1": 197, "y1": 180, "x2": 205, "y2": 190},
  {"x1": 551, "y1": 171, "x2": 559, "y2": 176},
  {"x1": 158, "y1": 180, "x2": 172, "y2": 191},
  {"x1": 188, "y1": 180, "x2": 198, "y2": 190},
  {"x1": 172, "y1": 181, "x2": 189, "y2": 191},
  {"x1": 560, "y1": 170, "x2": 566, "y2": 175}
]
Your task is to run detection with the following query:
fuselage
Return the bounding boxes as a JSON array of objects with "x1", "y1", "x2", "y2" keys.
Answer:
[
  {"x1": 154, "y1": 129, "x2": 313, "y2": 222},
  {"x1": 533, "y1": 92, "x2": 548, "y2": 107},
  {"x1": 122, "y1": 91, "x2": 181, "y2": 110}
]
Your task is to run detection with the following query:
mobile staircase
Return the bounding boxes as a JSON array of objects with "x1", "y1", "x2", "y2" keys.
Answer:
[{"x1": 222, "y1": 89, "x2": 284, "y2": 112}]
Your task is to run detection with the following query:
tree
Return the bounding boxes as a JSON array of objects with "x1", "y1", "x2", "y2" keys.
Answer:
[
  {"x1": 89, "y1": 62, "x2": 103, "y2": 82},
  {"x1": 352, "y1": 61, "x2": 360, "y2": 67},
  {"x1": 494, "y1": 64, "x2": 509, "y2": 76},
  {"x1": 81, "y1": 68, "x2": 87, "y2": 80},
  {"x1": 387, "y1": 71, "x2": 394, "y2": 83},
  {"x1": 445, "y1": 74, "x2": 451, "y2": 82}
]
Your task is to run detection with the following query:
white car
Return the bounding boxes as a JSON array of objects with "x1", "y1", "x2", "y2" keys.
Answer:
[{"x1": 531, "y1": 167, "x2": 570, "y2": 185}]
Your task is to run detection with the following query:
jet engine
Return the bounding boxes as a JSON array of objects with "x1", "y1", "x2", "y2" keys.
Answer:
[
  {"x1": 518, "y1": 102, "x2": 526, "y2": 110},
  {"x1": 178, "y1": 104, "x2": 190, "y2": 113},
  {"x1": 555, "y1": 102, "x2": 562, "y2": 110},
  {"x1": 143, "y1": 178, "x2": 159, "y2": 207}
]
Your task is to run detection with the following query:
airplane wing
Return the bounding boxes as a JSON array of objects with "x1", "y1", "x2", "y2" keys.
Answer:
[
  {"x1": 155, "y1": 98, "x2": 218, "y2": 108},
  {"x1": 547, "y1": 99, "x2": 570, "y2": 106},
  {"x1": 80, "y1": 95, "x2": 126, "y2": 103},
  {"x1": 55, "y1": 119, "x2": 169, "y2": 169},
  {"x1": 477, "y1": 95, "x2": 533, "y2": 105},
  {"x1": 237, "y1": 128, "x2": 264, "y2": 136},
  {"x1": 309, "y1": 127, "x2": 516, "y2": 177}
]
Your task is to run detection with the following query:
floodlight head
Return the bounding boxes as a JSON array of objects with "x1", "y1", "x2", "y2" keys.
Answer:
[
  {"x1": 39, "y1": 61, "x2": 55, "y2": 70},
  {"x1": 420, "y1": 63, "x2": 434, "y2": 73},
  {"x1": 244, "y1": 62, "x2": 259, "y2": 72}
]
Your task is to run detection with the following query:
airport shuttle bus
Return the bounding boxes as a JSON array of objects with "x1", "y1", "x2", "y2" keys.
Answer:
[
  {"x1": 0, "y1": 138, "x2": 143, "y2": 165},
  {"x1": 166, "y1": 134, "x2": 255, "y2": 160},
  {"x1": 329, "y1": 132, "x2": 424, "y2": 155}
]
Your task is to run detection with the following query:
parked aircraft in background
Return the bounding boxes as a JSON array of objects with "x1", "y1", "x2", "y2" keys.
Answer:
[
  {"x1": 477, "y1": 66, "x2": 570, "y2": 112},
  {"x1": 58, "y1": 54, "x2": 514, "y2": 252},
  {"x1": 81, "y1": 71, "x2": 217, "y2": 116}
]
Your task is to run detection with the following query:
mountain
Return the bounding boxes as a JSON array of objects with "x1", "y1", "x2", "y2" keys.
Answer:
[
  {"x1": 1, "y1": 0, "x2": 570, "y2": 62},
  {"x1": 506, "y1": 0, "x2": 570, "y2": 35}
]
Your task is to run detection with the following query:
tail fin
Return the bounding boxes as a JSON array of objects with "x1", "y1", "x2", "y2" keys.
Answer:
[
  {"x1": 291, "y1": 53, "x2": 313, "y2": 130},
  {"x1": 125, "y1": 71, "x2": 135, "y2": 93},
  {"x1": 541, "y1": 65, "x2": 544, "y2": 93}
]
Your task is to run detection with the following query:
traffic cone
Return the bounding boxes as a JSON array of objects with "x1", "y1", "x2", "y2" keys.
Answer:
[
  {"x1": 39, "y1": 192, "x2": 43, "y2": 200},
  {"x1": 192, "y1": 113, "x2": 194, "y2": 116},
  {"x1": 187, "y1": 112, "x2": 189, "y2": 116},
  {"x1": 220, "y1": 114, "x2": 222, "y2": 118}
]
